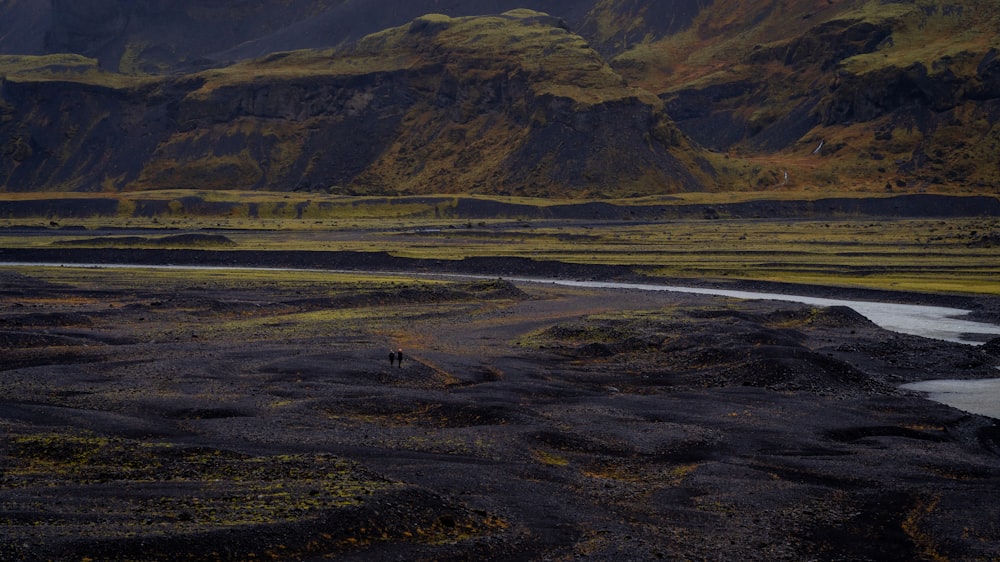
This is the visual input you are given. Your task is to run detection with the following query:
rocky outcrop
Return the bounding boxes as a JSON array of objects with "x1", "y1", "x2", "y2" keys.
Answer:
[
  {"x1": 503, "y1": 94, "x2": 700, "y2": 195},
  {"x1": 665, "y1": 13, "x2": 899, "y2": 152},
  {"x1": 823, "y1": 64, "x2": 947, "y2": 125},
  {"x1": 0, "y1": 78, "x2": 174, "y2": 191},
  {"x1": 745, "y1": 17, "x2": 893, "y2": 71}
]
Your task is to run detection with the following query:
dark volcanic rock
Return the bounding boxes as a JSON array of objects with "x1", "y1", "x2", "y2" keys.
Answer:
[
  {"x1": 982, "y1": 337, "x2": 1000, "y2": 357},
  {"x1": 1, "y1": 256, "x2": 999, "y2": 560},
  {"x1": 820, "y1": 62, "x2": 968, "y2": 125},
  {"x1": 0, "y1": 78, "x2": 189, "y2": 192},
  {"x1": 747, "y1": 16, "x2": 892, "y2": 71}
]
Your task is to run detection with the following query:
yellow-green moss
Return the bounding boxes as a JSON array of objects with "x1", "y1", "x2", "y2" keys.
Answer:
[{"x1": 533, "y1": 449, "x2": 570, "y2": 466}]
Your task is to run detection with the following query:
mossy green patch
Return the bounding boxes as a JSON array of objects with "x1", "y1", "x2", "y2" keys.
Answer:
[
  {"x1": 0, "y1": 54, "x2": 157, "y2": 88},
  {"x1": 349, "y1": 10, "x2": 659, "y2": 107},
  {"x1": 4, "y1": 193, "x2": 999, "y2": 295},
  {"x1": 533, "y1": 448, "x2": 570, "y2": 467}
]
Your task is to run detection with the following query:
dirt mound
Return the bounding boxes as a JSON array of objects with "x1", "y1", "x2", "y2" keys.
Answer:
[
  {"x1": 765, "y1": 305, "x2": 876, "y2": 329},
  {"x1": 462, "y1": 278, "x2": 529, "y2": 299},
  {"x1": 536, "y1": 304, "x2": 894, "y2": 395},
  {"x1": 717, "y1": 345, "x2": 882, "y2": 394}
]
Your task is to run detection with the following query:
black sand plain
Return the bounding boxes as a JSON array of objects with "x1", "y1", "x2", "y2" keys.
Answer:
[{"x1": 2, "y1": 247, "x2": 1000, "y2": 561}]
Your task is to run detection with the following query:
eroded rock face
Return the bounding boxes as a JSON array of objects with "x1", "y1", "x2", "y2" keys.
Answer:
[
  {"x1": 504, "y1": 95, "x2": 698, "y2": 195},
  {"x1": 745, "y1": 17, "x2": 893, "y2": 71},
  {"x1": 822, "y1": 61, "x2": 969, "y2": 125},
  {"x1": 658, "y1": 2, "x2": 1000, "y2": 188},
  {"x1": 0, "y1": 78, "x2": 180, "y2": 192}
]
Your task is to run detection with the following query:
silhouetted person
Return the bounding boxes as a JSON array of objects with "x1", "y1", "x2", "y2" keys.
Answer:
[
  {"x1": 388, "y1": 350, "x2": 395, "y2": 367},
  {"x1": 397, "y1": 348, "x2": 404, "y2": 367}
]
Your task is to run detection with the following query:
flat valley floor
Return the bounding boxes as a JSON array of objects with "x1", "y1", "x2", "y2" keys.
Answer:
[{"x1": 2, "y1": 266, "x2": 1000, "y2": 561}]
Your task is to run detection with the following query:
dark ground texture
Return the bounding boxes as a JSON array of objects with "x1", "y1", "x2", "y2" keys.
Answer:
[{"x1": 1, "y1": 255, "x2": 1000, "y2": 561}]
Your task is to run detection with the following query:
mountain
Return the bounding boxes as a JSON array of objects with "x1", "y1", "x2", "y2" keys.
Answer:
[
  {"x1": 0, "y1": 1, "x2": 697, "y2": 73},
  {"x1": 2, "y1": 0, "x2": 1000, "y2": 196},
  {"x1": 0, "y1": 10, "x2": 709, "y2": 196},
  {"x1": 615, "y1": 0, "x2": 1000, "y2": 191}
]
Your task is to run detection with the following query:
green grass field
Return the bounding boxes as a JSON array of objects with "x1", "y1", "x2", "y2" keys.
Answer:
[{"x1": 2, "y1": 191, "x2": 998, "y2": 295}]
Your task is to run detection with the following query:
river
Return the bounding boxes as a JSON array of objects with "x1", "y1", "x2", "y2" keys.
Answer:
[
  {"x1": 508, "y1": 278, "x2": 1000, "y2": 346},
  {"x1": 5, "y1": 262, "x2": 1000, "y2": 418},
  {"x1": 510, "y1": 278, "x2": 1000, "y2": 419},
  {"x1": 5, "y1": 261, "x2": 1000, "y2": 344}
]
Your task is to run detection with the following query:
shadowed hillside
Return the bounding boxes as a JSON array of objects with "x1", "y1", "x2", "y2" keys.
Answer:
[
  {"x1": 2, "y1": 1, "x2": 1000, "y2": 197},
  {"x1": 614, "y1": 0, "x2": 1000, "y2": 191},
  {"x1": 0, "y1": 11, "x2": 710, "y2": 196},
  {"x1": 0, "y1": 1, "x2": 675, "y2": 73}
]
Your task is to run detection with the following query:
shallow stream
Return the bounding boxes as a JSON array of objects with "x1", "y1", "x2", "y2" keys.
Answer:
[
  {"x1": 514, "y1": 278, "x2": 1000, "y2": 346},
  {"x1": 514, "y1": 279, "x2": 1000, "y2": 420}
]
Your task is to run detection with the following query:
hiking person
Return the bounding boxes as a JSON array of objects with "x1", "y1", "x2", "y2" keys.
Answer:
[
  {"x1": 388, "y1": 349, "x2": 395, "y2": 367},
  {"x1": 396, "y1": 348, "x2": 403, "y2": 367}
]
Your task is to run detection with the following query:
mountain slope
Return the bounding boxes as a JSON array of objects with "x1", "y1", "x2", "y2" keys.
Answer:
[
  {"x1": 41, "y1": 0, "x2": 350, "y2": 73},
  {"x1": 0, "y1": 1, "x2": 599, "y2": 73},
  {"x1": 0, "y1": 11, "x2": 710, "y2": 196},
  {"x1": 614, "y1": 0, "x2": 1000, "y2": 190},
  {"x1": 0, "y1": 1, "x2": 675, "y2": 73},
  {"x1": 0, "y1": 0, "x2": 51, "y2": 56},
  {"x1": 2, "y1": 1, "x2": 1000, "y2": 196}
]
